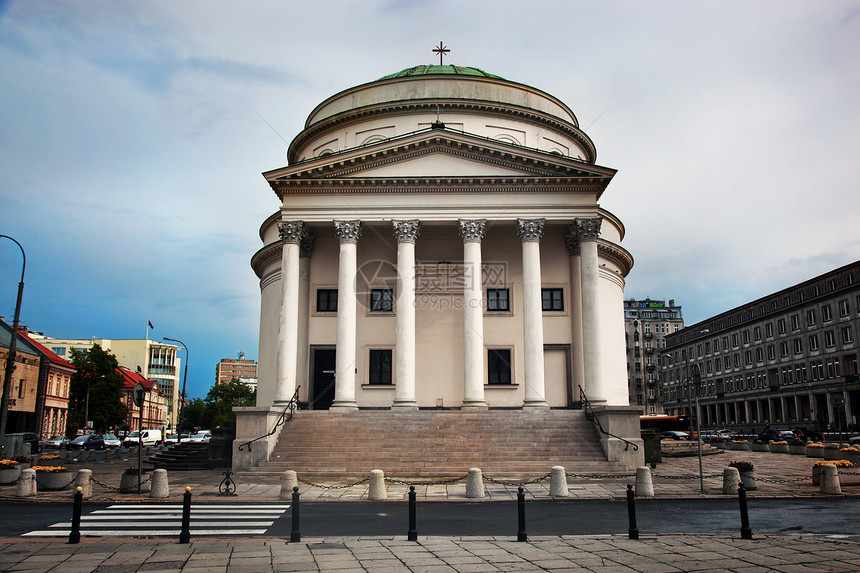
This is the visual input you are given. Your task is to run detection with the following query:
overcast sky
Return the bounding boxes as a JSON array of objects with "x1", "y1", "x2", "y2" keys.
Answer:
[{"x1": 1, "y1": 1, "x2": 858, "y2": 400}]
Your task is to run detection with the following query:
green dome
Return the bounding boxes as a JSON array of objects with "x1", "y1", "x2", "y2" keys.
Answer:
[{"x1": 379, "y1": 65, "x2": 504, "y2": 80}]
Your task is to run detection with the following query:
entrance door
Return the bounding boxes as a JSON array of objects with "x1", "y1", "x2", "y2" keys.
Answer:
[{"x1": 310, "y1": 347, "x2": 336, "y2": 410}]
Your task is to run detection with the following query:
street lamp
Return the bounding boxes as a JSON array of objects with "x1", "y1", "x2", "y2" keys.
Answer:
[
  {"x1": 0, "y1": 235, "x2": 25, "y2": 458},
  {"x1": 163, "y1": 337, "x2": 188, "y2": 443},
  {"x1": 692, "y1": 363, "x2": 704, "y2": 493}
]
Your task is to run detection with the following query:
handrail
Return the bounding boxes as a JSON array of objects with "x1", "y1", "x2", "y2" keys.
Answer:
[
  {"x1": 237, "y1": 386, "x2": 301, "y2": 452},
  {"x1": 579, "y1": 386, "x2": 639, "y2": 452}
]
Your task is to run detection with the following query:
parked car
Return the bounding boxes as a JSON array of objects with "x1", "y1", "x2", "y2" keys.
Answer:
[
  {"x1": 187, "y1": 430, "x2": 212, "y2": 444},
  {"x1": 699, "y1": 430, "x2": 727, "y2": 443},
  {"x1": 44, "y1": 435, "x2": 69, "y2": 449},
  {"x1": 123, "y1": 429, "x2": 163, "y2": 448},
  {"x1": 659, "y1": 431, "x2": 689, "y2": 440},
  {"x1": 19, "y1": 432, "x2": 42, "y2": 453},
  {"x1": 163, "y1": 434, "x2": 190, "y2": 446},
  {"x1": 66, "y1": 434, "x2": 105, "y2": 450},
  {"x1": 848, "y1": 435, "x2": 860, "y2": 446},
  {"x1": 756, "y1": 429, "x2": 800, "y2": 443},
  {"x1": 102, "y1": 434, "x2": 122, "y2": 449}
]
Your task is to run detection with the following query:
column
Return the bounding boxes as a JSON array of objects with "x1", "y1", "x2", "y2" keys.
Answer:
[
  {"x1": 332, "y1": 220, "x2": 361, "y2": 411},
  {"x1": 459, "y1": 219, "x2": 488, "y2": 409},
  {"x1": 275, "y1": 220, "x2": 304, "y2": 406},
  {"x1": 296, "y1": 235, "x2": 315, "y2": 398},
  {"x1": 393, "y1": 220, "x2": 419, "y2": 409},
  {"x1": 517, "y1": 218, "x2": 549, "y2": 409},
  {"x1": 565, "y1": 233, "x2": 586, "y2": 400},
  {"x1": 576, "y1": 217, "x2": 604, "y2": 403}
]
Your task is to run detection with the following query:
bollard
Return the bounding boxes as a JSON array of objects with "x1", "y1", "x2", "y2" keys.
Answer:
[
  {"x1": 722, "y1": 468, "x2": 741, "y2": 495},
  {"x1": 150, "y1": 469, "x2": 169, "y2": 498},
  {"x1": 465, "y1": 467, "x2": 485, "y2": 498},
  {"x1": 408, "y1": 485, "x2": 417, "y2": 541},
  {"x1": 69, "y1": 486, "x2": 83, "y2": 544},
  {"x1": 368, "y1": 469, "x2": 387, "y2": 500},
  {"x1": 291, "y1": 486, "x2": 301, "y2": 542},
  {"x1": 517, "y1": 486, "x2": 528, "y2": 542},
  {"x1": 820, "y1": 464, "x2": 841, "y2": 494},
  {"x1": 549, "y1": 466, "x2": 568, "y2": 497},
  {"x1": 279, "y1": 471, "x2": 298, "y2": 500},
  {"x1": 635, "y1": 466, "x2": 654, "y2": 498},
  {"x1": 626, "y1": 484, "x2": 639, "y2": 540},
  {"x1": 17, "y1": 469, "x2": 36, "y2": 497},
  {"x1": 66, "y1": 451, "x2": 75, "y2": 464},
  {"x1": 104, "y1": 449, "x2": 113, "y2": 462},
  {"x1": 737, "y1": 482, "x2": 753, "y2": 539},
  {"x1": 74, "y1": 469, "x2": 92, "y2": 499},
  {"x1": 179, "y1": 486, "x2": 191, "y2": 544}
]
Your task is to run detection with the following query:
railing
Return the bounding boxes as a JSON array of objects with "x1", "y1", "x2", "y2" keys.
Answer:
[
  {"x1": 578, "y1": 386, "x2": 639, "y2": 451},
  {"x1": 237, "y1": 386, "x2": 301, "y2": 452}
]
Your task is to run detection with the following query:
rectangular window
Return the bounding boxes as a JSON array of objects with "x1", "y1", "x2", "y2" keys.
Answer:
[
  {"x1": 824, "y1": 330, "x2": 836, "y2": 348},
  {"x1": 724, "y1": 356, "x2": 731, "y2": 370},
  {"x1": 722, "y1": 336, "x2": 730, "y2": 349},
  {"x1": 780, "y1": 342, "x2": 789, "y2": 357},
  {"x1": 368, "y1": 349, "x2": 392, "y2": 385},
  {"x1": 487, "y1": 288, "x2": 510, "y2": 311},
  {"x1": 809, "y1": 334, "x2": 820, "y2": 352},
  {"x1": 822, "y1": 305, "x2": 833, "y2": 322},
  {"x1": 316, "y1": 289, "x2": 338, "y2": 312},
  {"x1": 714, "y1": 339, "x2": 720, "y2": 352},
  {"x1": 843, "y1": 326, "x2": 854, "y2": 345},
  {"x1": 541, "y1": 288, "x2": 564, "y2": 311},
  {"x1": 734, "y1": 354, "x2": 740, "y2": 368},
  {"x1": 765, "y1": 323, "x2": 773, "y2": 338},
  {"x1": 370, "y1": 288, "x2": 393, "y2": 312},
  {"x1": 807, "y1": 309, "x2": 816, "y2": 326},
  {"x1": 778, "y1": 319, "x2": 787, "y2": 334},
  {"x1": 488, "y1": 349, "x2": 512, "y2": 385},
  {"x1": 753, "y1": 327, "x2": 761, "y2": 341},
  {"x1": 744, "y1": 351, "x2": 752, "y2": 365},
  {"x1": 791, "y1": 315, "x2": 800, "y2": 330},
  {"x1": 732, "y1": 333, "x2": 739, "y2": 347},
  {"x1": 742, "y1": 330, "x2": 751, "y2": 344},
  {"x1": 767, "y1": 345, "x2": 776, "y2": 360},
  {"x1": 793, "y1": 339, "x2": 803, "y2": 355},
  {"x1": 52, "y1": 347, "x2": 66, "y2": 356},
  {"x1": 755, "y1": 348, "x2": 764, "y2": 363},
  {"x1": 839, "y1": 299, "x2": 850, "y2": 317}
]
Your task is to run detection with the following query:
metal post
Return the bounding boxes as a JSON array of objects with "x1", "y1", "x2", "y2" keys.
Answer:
[
  {"x1": 693, "y1": 365, "x2": 704, "y2": 493},
  {"x1": 0, "y1": 235, "x2": 25, "y2": 458},
  {"x1": 517, "y1": 486, "x2": 528, "y2": 542},
  {"x1": 163, "y1": 337, "x2": 188, "y2": 442},
  {"x1": 138, "y1": 402, "x2": 143, "y2": 494},
  {"x1": 408, "y1": 485, "x2": 417, "y2": 541},
  {"x1": 179, "y1": 486, "x2": 192, "y2": 543},
  {"x1": 738, "y1": 482, "x2": 753, "y2": 539},
  {"x1": 291, "y1": 486, "x2": 301, "y2": 542},
  {"x1": 626, "y1": 484, "x2": 639, "y2": 540},
  {"x1": 69, "y1": 486, "x2": 83, "y2": 544}
]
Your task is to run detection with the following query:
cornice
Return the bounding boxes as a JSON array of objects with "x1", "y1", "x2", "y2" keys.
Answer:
[
  {"x1": 269, "y1": 178, "x2": 608, "y2": 195},
  {"x1": 598, "y1": 240, "x2": 634, "y2": 277},
  {"x1": 251, "y1": 242, "x2": 282, "y2": 278},
  {"x1": 288, "y1": 100, "x2": 597, "y2": 164}
]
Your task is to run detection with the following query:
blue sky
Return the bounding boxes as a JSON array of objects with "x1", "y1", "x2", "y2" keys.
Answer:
[{"x1": 1, "y1": 1, "x2": 858, "y2": 400}]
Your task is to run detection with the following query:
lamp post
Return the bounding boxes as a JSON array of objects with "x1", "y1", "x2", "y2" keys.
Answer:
[
  {"x1": 0, "y1": 235, "x2": 25, "y2": 458},
  {"x1": 692, "y1": 363, "x2": 704, "y2": 493},
  {"x1": 163, "y1": 337, "x2": 188, "y2": 443}
]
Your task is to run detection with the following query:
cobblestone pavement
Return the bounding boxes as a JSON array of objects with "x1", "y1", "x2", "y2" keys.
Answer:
[
  {"x1": 2, "y1": 447, "x2": 856, "y2": 503},
  {"x1": 1, "y1": 534, "x2": 859, "y2": 572}
]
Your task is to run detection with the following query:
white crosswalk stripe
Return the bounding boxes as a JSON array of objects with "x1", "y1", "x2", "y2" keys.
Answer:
[{"x1": 22, "y1": 503, "x2": 290, "y2": 537}]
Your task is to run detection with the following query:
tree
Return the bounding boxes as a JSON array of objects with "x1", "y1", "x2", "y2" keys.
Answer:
[
  {"x1": 180, "y1": 398, "x2": 206, "y2": 432},
  {"x1": 183, "y1": 378, "x2": 255, "y2": 431},
  {"x1": 67, "y1": 345, "x2": 127, "y2": 434}
]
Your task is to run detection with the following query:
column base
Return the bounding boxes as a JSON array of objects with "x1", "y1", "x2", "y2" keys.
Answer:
[
  {"x1": 392, "y1": 400, "x2": 418, "y2": 410},
  {"x1": 522, "y1": 400, "x2": 550, "y2": 410},
  {"x1": 330, "y1": 401, "x2": 358, "y2": 411},
  {"x1": 461, "y1": 401, "x2": 488, "y2": 410}
]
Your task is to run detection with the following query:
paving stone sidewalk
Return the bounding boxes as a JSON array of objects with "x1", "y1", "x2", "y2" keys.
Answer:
[{"x1": 1, "y1": 534, "x2": 859, "y2": 572}]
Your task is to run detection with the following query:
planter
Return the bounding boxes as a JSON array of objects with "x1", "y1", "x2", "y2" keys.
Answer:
[
  {"x1": 789, "y1": 444, "x2": 808, "y2": 455},
  {"x1": 807, "y1": 446, "x2": 825, "y2": 458},
  {"x1": 824, "y1": 447, "x2": 842, "y2": 460},
  {"x1": 727, "y1": 442, "x2": 750, "y2": 451},
  {"x1": 36, "y1": 471, "x2": 74, "y2": 491},
  {"x1": 120, "y1": 473, "x2": 150, "y2": 493},
  {"x1": 0, "y1": 467, "x2": 20, "y2": 484},
  {"x1": 837, "y1": 468, "x2": 860, "y2": 486},
  {"x1": 37, "y1": 459, "x2": 62, "y2": 467},
  {"x1": 812, "y1": 465, "x2": 823, "y2": 486},
  {"x1": 751, "y1": 442, "x2": 769, "y2": 452},
  {"x1": 739, "y1": 470, "x2": 757, "y2": 490},
  {"x1": 769, "y1": 443, "x2": 790, "y2": 453}
]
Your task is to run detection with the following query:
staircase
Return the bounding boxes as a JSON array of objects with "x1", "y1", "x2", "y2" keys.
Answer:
[
  {"x1": 143, "y1": 443, "x2": 211, "y2": 471},
  {"x1": 237, "y1": 409, "x2": 623, "y2": 483}
]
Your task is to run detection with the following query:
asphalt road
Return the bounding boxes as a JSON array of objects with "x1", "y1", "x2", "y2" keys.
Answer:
[{"x1": 2, "y1": 498, "x2": 859, "y2": 539}]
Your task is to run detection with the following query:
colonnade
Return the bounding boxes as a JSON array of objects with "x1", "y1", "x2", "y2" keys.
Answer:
[{"x1": 272, "y1": 217, "x2": 608, "y2": 410}]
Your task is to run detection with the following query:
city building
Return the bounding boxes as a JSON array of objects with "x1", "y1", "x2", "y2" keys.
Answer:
[
  {"x1": 117, "y1": 366, "x2": 168, "y2": 431},
  {"x1": 1, "y1": 321, "x2": 73, "y2": 437},
  {"x1": 237, "y1": 63, "x2": 643, "y2": 473},
  {"x1": 216, "y1": 352, "x2": 258, "y2": 390},
  {"x1": 623, "y1": 299, "x2": 684, "y2": 414},
  {"x1": 660, "y1": 261, "x2": 860, "y2": 434},
  {"x1": 27, "y1": 335, "x2": 180, "y2": 432}
]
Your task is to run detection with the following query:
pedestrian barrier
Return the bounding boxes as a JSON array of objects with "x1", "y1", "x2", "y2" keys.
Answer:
[
  {"x1": 69, "y1": 486, "x2": 83, "y2": 544},
  {"x1": 179, "y1": 486, "x2": 191, "y2": 544},
  {"x1": 517, "y1": 486, "x2": 527, "y2": 542},
  {"x1": 291, "y1": 486, "x2": 301, "y2": 542},
  {"x1": 737, "y1": 482, "x2": 753, "y2": 539},
  {"x1": 626, "y1": 484, "x2": 638, "y2": 540},
  {"x1": 407, "y1": 485, "x2": 417, "y2": 541}
]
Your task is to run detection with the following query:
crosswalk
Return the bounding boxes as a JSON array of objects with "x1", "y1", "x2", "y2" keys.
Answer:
[{"x1": 22, "y1": 504, "x2": 291, "y2": 538}]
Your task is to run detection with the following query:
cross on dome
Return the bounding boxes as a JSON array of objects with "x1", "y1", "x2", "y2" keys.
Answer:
[{"x1": 432, "y1": 42, "x2": 450, "y2": 65}]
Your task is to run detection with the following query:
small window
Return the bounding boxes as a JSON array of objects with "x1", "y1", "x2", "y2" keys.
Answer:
[
  {"x1": 765, "y1": 323, "x2": 773, "y2": 338},
  {"x1": 778, "y1": 319, "x2": 787, "y2": 334},
  {"x1": 822, "y1": 305, "x2": 833, "y2": 322},
  {"x1": 793, "y1": 339, "x2": 803, "y2": 355},
  {"x1": 541, "y1": 288, "x2": 564, "y2": 311},
  {"x1": 839, "y1": 300, "x2": 850, "y2": 317},
  {"x1": 370, "y1": 289, "x2": 393, "y2": 312},
  {"x1": 842, "y1": 326, "x2": 854, "y2": 345},
  {"x1": 487, "y1": 288, "x2": 510, "y2": 311},
  {"x1": 368, "y1": 349, "x2": 392, "y2": 385},
  {"x1": 824, "y1": 331, "x2": 836, "y2": 348},
  {"x1": 790, "y1": 315, "x2": 800, "y2": 331},
  {"x1": 807, "y1": 309, "x2": 816, "y2": 326},
  {"x1": 809, "y1": 334, "x2": 820, "y2": 352},
  {"x1": 488, "y1": 349, "x2": 512, "y2": 385},
  {"x1": 316, "y1": 289, "x2": 338, "y2": 312}
]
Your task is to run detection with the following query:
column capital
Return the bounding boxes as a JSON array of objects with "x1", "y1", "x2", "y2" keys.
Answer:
[
  {"x1": 278, "y1": 220, "x2": 305, "y2": 244},
  {"x1": 575, "y1": 218, "x2": 602, "y2": 242},
  {"x1": 299, "y1": 235, "x2": 315, "y2": 258},
  {"x1": 334, "y1": 220, "x2": 362, "y2": 244},
  {"x1": 393, "y1": 220, "x2": 420, "y2": 244},
  {"x1": 565, "y1": 234, "x2": 580, "y2": 256},
  {"x1": 458, "y1": 219, "x2": 487, "y2": 243},
  {"x1": 516, "y1": 218, "x2": 545, "y2": 243}
]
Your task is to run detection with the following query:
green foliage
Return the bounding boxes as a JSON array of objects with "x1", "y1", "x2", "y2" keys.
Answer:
[
  {"x1": 180, "y1": 379, "x2": 255, "y2": 431},
  {"x1": 67, "y1": 345, "x2": 127, "y2": 433},
  {"x1": 179, "y1": 398, "x2": 206, "y2": 432}
]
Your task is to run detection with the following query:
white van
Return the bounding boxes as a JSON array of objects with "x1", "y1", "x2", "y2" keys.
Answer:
[{"x1": 123, "y1": 429, "x2": 163, "y2": 448}]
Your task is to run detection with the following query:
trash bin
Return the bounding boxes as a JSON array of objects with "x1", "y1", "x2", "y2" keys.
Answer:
[{"x1": 641, "y1": 429, "x2": 662, "y2": 465}]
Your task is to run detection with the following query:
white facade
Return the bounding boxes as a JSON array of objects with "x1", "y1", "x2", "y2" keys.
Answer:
[{"x1": 252, "y1": 65, "x2": 633, "y2": 412}]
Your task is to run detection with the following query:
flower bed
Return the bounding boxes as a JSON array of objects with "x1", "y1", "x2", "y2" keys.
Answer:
[
  {"x1": 37, "y1": 455, "x2": 63, "y2": 467},
  {"x1": 789, "y1": 443, "x2": 808, "y2": 455},
  {"x1": 33, "y1": 466, "x2": 73, "y2": 491},
  {"x1": 0, "y1": 461, "x2": 20, "y2": 484},
  {"x1": 751, "y1": 441, "x2": 769, "y2": 452},
  {"x1": 727, "y1": 441, "x2": 750, "y2": 451},
  {"x1": 812, "y1": 460, "x2": 855, "y2": 486},
  {"x1": 769, "y1": 441, "x2": 790, "y2": 453},
  {"x1": 120, "y1": 468, "x2": 149, "y2": 493},
  {"x1": 730, "y1": 461, "x2": 757, "y2": 490},
  {"x1": 806, "y1": 443, "x2": 825, "y2": 458}
]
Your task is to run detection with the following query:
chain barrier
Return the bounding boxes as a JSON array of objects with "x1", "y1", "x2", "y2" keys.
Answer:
[
  {"x1": 756, "y1": 476, "x2": 810, "y2": 483},
  {"x1": 484, "y1": 473, "x2": 551, "y2": 486},
  {"x1": 35, "y1": 474, "x2": 77, "y2": 491},
  {"x1": 297, "y1": 476, "x2": 369, "y2": 489},
  {"x1": 566, "y1": 472, "x2": 635, "y2": 479},
  {"x1": 652, "y1": 473, "x2": 723, "y2": 480},
  {"x1": 387, "y1": 475, "x2": 468, "y2": 486},
  {"x1": 91, "y1": 474, "x2": 152, "y2": 492}
]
